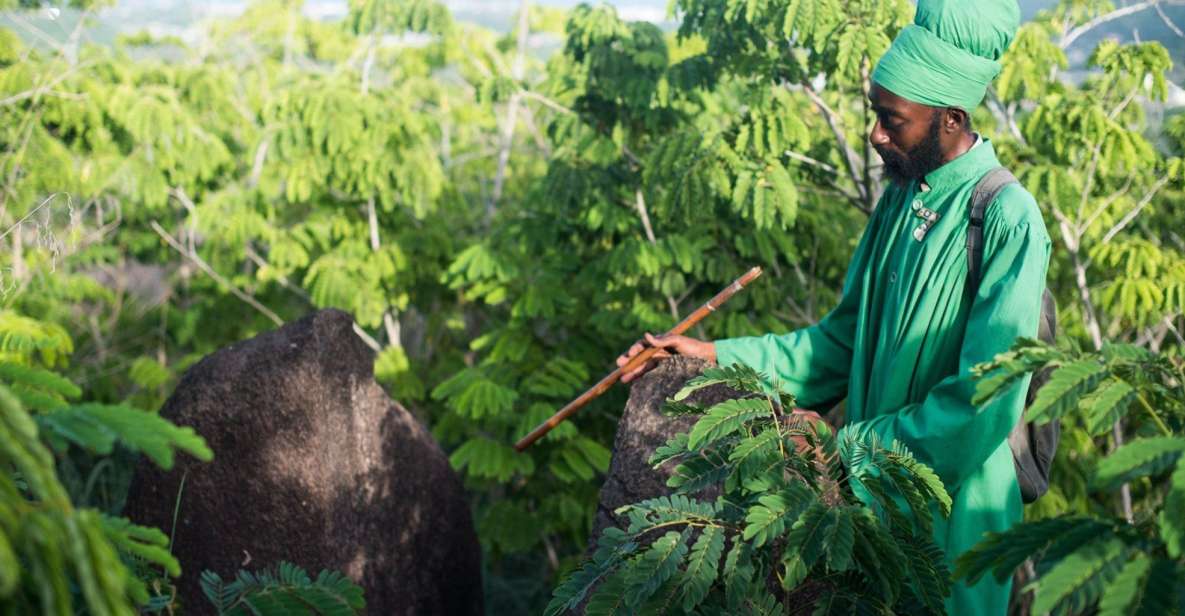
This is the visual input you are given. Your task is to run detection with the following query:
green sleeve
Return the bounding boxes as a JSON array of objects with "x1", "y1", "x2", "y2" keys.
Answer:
[
  {"x1": 839, "y1": 219, "x2": 1051, "y2": 492},
  {"x1": 714, "y1": 208, "x2": 878, "y2": 409}
]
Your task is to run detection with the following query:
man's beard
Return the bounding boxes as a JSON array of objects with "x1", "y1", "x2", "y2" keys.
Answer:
[{"x1": 876, "y1": 113, "x2": 946, "y2": 185}]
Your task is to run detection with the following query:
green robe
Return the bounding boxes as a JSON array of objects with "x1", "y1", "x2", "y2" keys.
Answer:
[{"x1": 716, "y1": 138, "x2": 1051, "y2": 615}]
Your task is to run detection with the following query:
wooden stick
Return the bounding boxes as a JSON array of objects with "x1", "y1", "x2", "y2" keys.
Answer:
[{"x1": 514, "y1": 266, "x2": 763, "y2": 452}]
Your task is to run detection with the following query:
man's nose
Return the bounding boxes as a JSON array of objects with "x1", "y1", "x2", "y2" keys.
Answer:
[{"x1": 869, "y1": 121, "x2": 890, "y2": 146}]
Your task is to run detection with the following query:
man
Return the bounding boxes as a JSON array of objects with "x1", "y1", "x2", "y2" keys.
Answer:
[{"x1": 616, "y1": 0, "x2": 1050, "y2": 613}]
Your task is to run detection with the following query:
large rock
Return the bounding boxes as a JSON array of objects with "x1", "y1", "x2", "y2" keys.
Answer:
[
  {"x1": 590, "y1": 356, "x2": 740, "y2": 543},
  {"x1": 124, "y1": 309, "x2": 482, "y2": 616}
]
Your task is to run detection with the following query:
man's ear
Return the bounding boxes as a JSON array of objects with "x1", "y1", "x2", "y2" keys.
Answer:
[{"x1": 944, "y1": 107, "x2": 969, "y2": 133}]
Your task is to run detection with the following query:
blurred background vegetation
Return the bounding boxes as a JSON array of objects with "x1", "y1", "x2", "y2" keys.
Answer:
[{"x1": 0, "y1": 0, "x2": 1183, "y2": 613}]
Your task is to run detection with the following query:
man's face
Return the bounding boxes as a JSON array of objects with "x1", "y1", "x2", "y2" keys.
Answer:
[{"x1": 868, "y1": 84, "x2": 947, "y2": 185}]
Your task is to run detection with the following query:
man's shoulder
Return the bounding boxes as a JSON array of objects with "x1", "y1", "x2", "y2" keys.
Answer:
[{"x1": 982, "y1": 174, "x2": 1047, "y2": 238}]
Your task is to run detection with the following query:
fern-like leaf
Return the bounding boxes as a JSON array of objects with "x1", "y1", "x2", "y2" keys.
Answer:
[
  {"x1": 822, "y1": 506, "x2": 856, "y2": 572},
  {"x1": 672, "y1": 364, "x2": 764, "y2": 401},
  {"x1": 955, "y1": 517, "x2": 1112, "y2": 584},
  {"x1": 1158, "y1": 455, "x2": 1185, "y2": 558},
  {"x1": 1032, "y1": 536, "x2": 1129, "y2": 615},
  {"x1": 1025, "y1": 360, "x2": 1108, "y2": 424},
  {"x1": 201, "y1": 561, "x2": 364, "y2": 615},
  {"x1": 1082, "y1": 378, "x2": 1137, "y2": 436},
  {"x1": 38, "y1": 403, "x2": 213, "y2": 470},
  {"x1": 679, "y1": 525, "x2": 725, "y2": 612},
  {"x1": 1096, "y1": 555, "x2": 1181, "y2": 616},
  {"x1": 742, "y1": 483, "x2": 814, "y2": 547},
  {"x1": 623, "y1": 528, "x2": 691, "y2": 607},
  {"x1": 687, "y1": 398, "x2": 769, "y2": 450},
  {"x1": 1093, "y1": 436, "x2": 1185, "y2": 491}
]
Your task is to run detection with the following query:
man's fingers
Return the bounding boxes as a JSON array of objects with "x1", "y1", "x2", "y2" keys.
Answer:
[
  {"x1": 645, "y1": 332, "x2": 685, "y2": 349},
  {"x1": 616, "y1": 341, "x2": 648, "y2": 367},
  {"x1": 620, "y1": 352, "x2": 671, "y2": 383},
  {"x1": 621, "y1": 362, "x2": 648, "y2": 383}
]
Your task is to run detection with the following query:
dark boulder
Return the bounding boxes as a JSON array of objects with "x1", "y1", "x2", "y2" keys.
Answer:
[
  {"x1": 590, "y1": 356, "x2": 740, "y2": 544},
  {"x1": 124, "y1": 309, "x2": 482, "y2": 615}
]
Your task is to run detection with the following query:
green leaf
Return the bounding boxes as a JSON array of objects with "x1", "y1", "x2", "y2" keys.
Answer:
[
  {"x1": 780, "y1": 552, "x2": 809, "y2": 591},
  {"x1": 1026, "y1": 360, "x2": 1108, "y2": 424},
  {"x1": 1096, "y1": 555, "x2": 1180, "y2": 616},
  {"x1": 687, "y1": 398, "x2": 769, "y2": 450},
  {"x1": 667, "y1": 450, "x2": 731, "y2": 494},
  {"x1": 822, "y1": 506, "x2": 856, "y2": 572},
  {"x1": 1093, "y1": 436, "x2": 1185, "y2": 491},
  {"x1": 783, "y1": 501, "x2": 829, "y2": 570},
  {"x1": 0, "y1": 362, "x2": 81, "y2": 401},
  {"x1": 546, "y1": 531, "x2": 637, "y2": 616},
  {"x1": 583, "y1": 571, "x2": 631, "y2": 616},
  {"x1": 1033, "y1": 536, "x2": 1129, "y2": 615},
  {"x1": 680, "y1": 525, "x2": 724, "y2": 612},
  {"x1": 649, "y1": 432, "x2": 691, "y2": 467},
  {"x1": 898, "y1": 535, "x2": 950, "y2": 615},
  {"x1": 1082, "y1": 378, "x2": 1137, "y2": 436},
  {"x1": 955, "y1": 517, "x2": 1112, "y2": 584},
  {"x1": 673, "y1": 364, "x2": 764, "y2": 401},
  {"x1": 1158, "y1": 456, "x2": 1185, "y2": 558},
  {"x1": 39, "y1": 403, "x2": 212, "y2": 469},
  {"x1": 722, "y1": 539, "x2": 754, "y2": 610},
  {"x1": 742, "y1": 484, "x2": 814, "y2": 548},
  {"x1": 726, "y1": 426, "x2": 780, "y2": 466},
  {"x1": 624, "y1": 529, "x2": 690, "y2": 607}
]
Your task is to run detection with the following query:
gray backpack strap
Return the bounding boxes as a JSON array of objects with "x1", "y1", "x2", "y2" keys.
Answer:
[
  {"x1": 965, "y1": 167, "x2": 1018, "y2": 294},
  {"x1": 964, "y1": 166, "x2": 1061, "y2": 504}
]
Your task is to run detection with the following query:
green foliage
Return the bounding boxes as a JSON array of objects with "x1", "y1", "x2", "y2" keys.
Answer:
[
  {"x1": 547, "y1": 370, "x2": 952, "y2": 614},
  {"x1": 2, "y1": 0, "x2": 1184, "y2": 612},
  {"x1": 959, "y1": 338, "x2": 1185, "y2": 615},
  {"x1": 200, "y1": 561, "x2": 365, "y2": 615},
  {"x1": 0, "y1": 316, "x2": 210, "y2": 614}
]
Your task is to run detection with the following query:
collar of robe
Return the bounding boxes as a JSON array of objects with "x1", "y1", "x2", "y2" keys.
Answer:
[{"x1": 918, "y1": 134, "x2": 996, "y2": 194}]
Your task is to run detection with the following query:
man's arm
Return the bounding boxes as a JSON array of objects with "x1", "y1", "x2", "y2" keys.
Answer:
[
  {"x1": 712, "y1": 202, "x2": 882, "y2": 408},
  {"x1": 838, "y1": 216, "x2": 1051, "y2": 492}
]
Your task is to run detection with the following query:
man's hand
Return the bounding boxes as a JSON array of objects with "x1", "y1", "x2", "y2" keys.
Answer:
[
  {"x1": 615, "y1": 333, "x2": 716, "y2": 383},
  {"x1": 788, "y1": 408, "x2": 829, "y2": 455}
]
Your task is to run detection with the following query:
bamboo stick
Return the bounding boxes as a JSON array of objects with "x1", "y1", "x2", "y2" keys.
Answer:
[{"x1": 514, "y1": 266, "x2": 763, "y2": 452}]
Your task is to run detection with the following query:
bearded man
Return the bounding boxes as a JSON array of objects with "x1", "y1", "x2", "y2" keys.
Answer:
[{"x1": 617, "y1": 0, "x2": 1051, "y2": 613}]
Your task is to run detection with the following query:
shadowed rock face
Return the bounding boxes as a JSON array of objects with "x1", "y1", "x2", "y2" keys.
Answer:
[
  {"x1": 124, "y1": 309, "x2": 482, "y2": 616},
  {"x1": 590, "y1": 356, "x2": 740, "y2": 545}
]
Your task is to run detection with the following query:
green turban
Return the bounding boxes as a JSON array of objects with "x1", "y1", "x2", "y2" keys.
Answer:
[{"x1": 871, "y1": 0, "x2": 1021, "y2": 110}]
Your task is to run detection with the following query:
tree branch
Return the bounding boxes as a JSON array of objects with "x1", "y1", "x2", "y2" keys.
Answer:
[
  {"x1": 486, "y1": 0, "x2": 532, "y2": 222},
  {"x1": 367, "y1": 196, "x2": 403, "y2": 348},
  {"x1": 1154, "y1": 0, "x2": 1185, "y2": 37},
  {"x1": 1060, "y1": 0, "x2": 1185, "y2": 50},
  {"x1": 519, "y1": 90, "x2": 574, "y2": 115},
  {"x1": 1079, "y1": 176, "x2": 1134, "y2": 234},
  {"x1": 633, "y1": 188, "x2": 680, "y2": 320},
  {"x1": 1101, "y1": 175, "x2": 1171, "y2": 244},
  {"x1": 0, "y1": 59, "x2": 95, "y2": 108},
  {"x1": 799, "y1": 82, "x2": 869, "y2": 208},
  {"x1": 150, "y1": 220, "x2": 284, "y2": 327}
]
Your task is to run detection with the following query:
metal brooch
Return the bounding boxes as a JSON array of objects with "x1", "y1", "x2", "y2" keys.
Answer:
[{"x1": 912, "y1": 206, "x2": 939, "y2": 241}]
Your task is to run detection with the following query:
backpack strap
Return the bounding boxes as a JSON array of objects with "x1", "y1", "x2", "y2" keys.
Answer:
[{"x1": 965, "y1": 167, "x2": 1019, "y2": 296}]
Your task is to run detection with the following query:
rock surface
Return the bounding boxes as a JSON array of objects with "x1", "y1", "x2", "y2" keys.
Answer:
[
  {"x1": 590, "y1": 356, "x2": 741, "y2": 544},
  {"x1": 124, "y1": 309, "x2": 482, "y2": 616}
]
